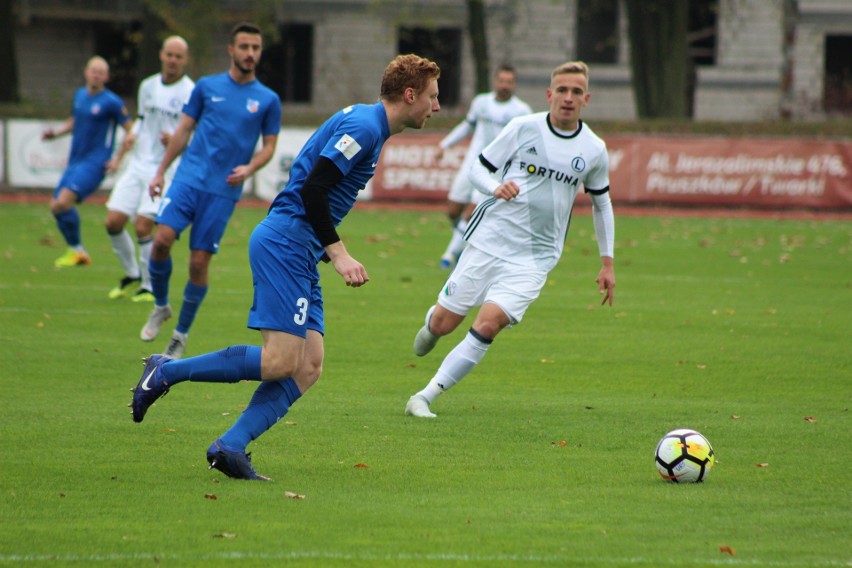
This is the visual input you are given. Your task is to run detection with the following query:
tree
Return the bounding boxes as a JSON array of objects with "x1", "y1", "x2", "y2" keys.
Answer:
[
  {"x1": 624, "y1": 0, "x2": 690, "y2": 118},
  {"x1": 0, "y1": 0, "x2": 20, "y2": 103},
  {"x1": 467, "y1": 0, "x2": 490, "y2": 94}
]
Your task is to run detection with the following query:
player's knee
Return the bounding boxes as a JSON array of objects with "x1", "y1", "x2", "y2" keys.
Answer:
[{"x1": 294, "y1": 359, "x2": 322, "y2": 392}]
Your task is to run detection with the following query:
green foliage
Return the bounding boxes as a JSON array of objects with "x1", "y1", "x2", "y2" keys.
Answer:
[{"x1": 0, "y1": 202, "x2": 849, "y2": 566}]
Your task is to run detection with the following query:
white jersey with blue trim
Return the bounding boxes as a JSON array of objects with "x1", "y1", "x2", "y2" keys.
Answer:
[
  {"x1": 133, "y1": 73, "x2": 195, "y2": 168},
  {"x1": 465, "y1": 113, "x2": 610, "y2": 272}
]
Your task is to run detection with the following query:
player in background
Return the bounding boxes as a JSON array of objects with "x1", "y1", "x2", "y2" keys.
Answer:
[
  {"x1": 43, "y1": 56, "x2": 132, "y2": 267},
  {"x1": 103, "y1": 36, "x2": 194, "y2": 302},
  {"x1": 405, "y1": 61, "x2": 615, "y2": 418},
  {"x1": 130, "y1": 54, "x2": 441, "y2": 481},
  {"x1": 436, "y1": 65, "x2": 531, "y2": 269},
  {"x1": 139, "y1": 22, "x2": 281, "y2": 359}
]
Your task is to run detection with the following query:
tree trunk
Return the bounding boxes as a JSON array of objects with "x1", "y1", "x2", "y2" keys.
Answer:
[
  {"x1": 0, "y1": 0, "x2": 20, "y2": 103},
  {"x1": 625, "y1": 0, "x2": 689, "y2": 118},
  {"x1": 138, "y1": 4, "x2": 167, "y2": 82},
  {"x1": 467, "y1": 0, "x2": 490, "y2": 94}
]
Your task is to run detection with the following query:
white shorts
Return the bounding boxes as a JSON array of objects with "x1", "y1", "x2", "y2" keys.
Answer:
[
  {"x1": 106, "y1": 161, "x2": 170, "y2": 220},
  {"x1": 436, "y1": 244, "x2": 547, "y2": 325}
]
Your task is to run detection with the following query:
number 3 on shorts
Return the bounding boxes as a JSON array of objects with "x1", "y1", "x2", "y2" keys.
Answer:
[{"x1": 293, "y1": 297, "x2": 308, "y2": 325}]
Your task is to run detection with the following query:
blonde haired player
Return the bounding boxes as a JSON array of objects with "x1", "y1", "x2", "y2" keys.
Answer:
[{"x1": 406, "y1": 61, "x2": 615, "y2": 418}]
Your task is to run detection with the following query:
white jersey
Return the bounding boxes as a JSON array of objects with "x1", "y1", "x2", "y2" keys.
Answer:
[
  {"x1": 442, "y1": 92, "x2": 532, "y2": 203},
  {"x1": 465, "y1": 113, "x2": 610, "y2": 272},
  {"x1": 131, "y1": 73, "x2": 195, "y2": 167}
]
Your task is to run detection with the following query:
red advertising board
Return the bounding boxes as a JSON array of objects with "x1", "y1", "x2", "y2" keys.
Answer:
[{"x1": 371, "y1": 132, "x2": 852, "y2": 209}]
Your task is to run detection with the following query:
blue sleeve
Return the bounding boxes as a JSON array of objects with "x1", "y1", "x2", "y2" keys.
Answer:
[
  {"x1": 110, "y1": 93, "x2": 131, "y2": 126},
  {"x1": 261, "y1": 92, "x2": 282, "y2": 136},
  {"x1": 319, "y1": 114, "x2": 377, "y2": 177},
  {"x1": 182, "y1": 79, "x2": 205, "y2": 122}
]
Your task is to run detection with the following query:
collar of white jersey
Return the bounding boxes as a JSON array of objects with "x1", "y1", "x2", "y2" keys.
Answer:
[{"x1": 546, "y1": 114, "x2": 583, "y2": 139}]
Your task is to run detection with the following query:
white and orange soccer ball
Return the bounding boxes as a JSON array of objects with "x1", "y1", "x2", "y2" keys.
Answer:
[{"x1": 655, "y1": 429, "x2": 716, "y2": 483}]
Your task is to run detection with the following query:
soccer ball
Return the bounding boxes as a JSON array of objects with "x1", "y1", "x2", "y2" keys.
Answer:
[{"x1": 655, "y1": 429, "x2": 715, "y2": 483}]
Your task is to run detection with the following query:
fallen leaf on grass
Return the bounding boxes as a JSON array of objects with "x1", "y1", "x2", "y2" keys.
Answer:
[
  {"x1": 213, "y1": 532, "x2": 236, "y2": 539},
  {"x1": 719, "y1": 545, "x2": 735, "y2": 556},
  {"x1": 550, "y1": 440, "x2": 568, "y2": 447},
  {"x1": 354, "y1": 463, "x2": 369, "y2": 469},
  {"x1": 755, "y1": 463, "x2": 769, "y2": 468},
  {"x1": 730, "y1": 415, "x2": 741, "y2": 420},
  {"x1": 285, "y1": 491, "x2": 305, "y2": 500},
  {"x1": 804, "y1": 416, "x2": 817, "y2": 423},
  {"x1": 204, "y1": 493, "x2": 217, "y2": 500}
]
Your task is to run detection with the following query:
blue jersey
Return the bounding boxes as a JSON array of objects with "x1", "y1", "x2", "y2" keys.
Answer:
[
  {"x1": 172, "y1": 72, "x2": 281, "y2": 200},
  {"x1": 262, "y1": 103, "x2": 390, "y2": 261},
  {"x1": 68, "y1": 87, "x2": 130, "y2": 166}
]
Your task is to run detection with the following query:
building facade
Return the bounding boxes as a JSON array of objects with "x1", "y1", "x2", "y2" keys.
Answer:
[{"x1": 10, "y1": 0, "x2": 852, "y2": 121}]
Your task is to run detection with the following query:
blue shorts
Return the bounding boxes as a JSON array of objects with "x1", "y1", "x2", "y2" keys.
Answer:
[
  {"x1": 156, "y1": 181, "x2": 237, "y2": 253},
  {"x1": 55, "y1": 161, "x2": 106, "y2": 201},
  {"x1": 247, "y1": 222, "x2": 324, "y2": 337}
]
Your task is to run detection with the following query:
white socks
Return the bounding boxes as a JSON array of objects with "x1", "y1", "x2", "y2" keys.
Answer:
[
  {"x1": 442, "y1": 219, "x2": 468, "y2": 260},
  {"x1": 109, "y1": 229, "x2": 140, "y2": 279},
  {"x1": 417, "y1": 330, "x2": 490, "y2": 404},
  {"x1": 138, "y1": 237, "x2": 153, "y2": 290}
]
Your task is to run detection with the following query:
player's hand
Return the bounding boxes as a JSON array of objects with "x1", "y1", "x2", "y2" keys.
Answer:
[
  {"x1": 435, "y1": 147, "x2": 445, "y2": 163},
  {"x1": 42, "y1": 129, "x2": 55, "y2": 141},
  {"x1": 596, "y1": 263, "x2": 615, "y2": 306},
  {"x1": 105, "y1": 157, "x2": 120, "y2": 175},
  {"x1": 332, "y1": 254, "x2": 370, "y2": 288},
  {"x1": 149, "y1": 173, "x2": 165, "y2": 199},
  {"x1": 159, "y1": 131, "x2": 172, "y2": 147},
  {"x1": 493, "y1": 181, "x2": 520, "y2": 201},
  {"x1": 227, "y1": 165, "x2": 251, "y2": 187}
]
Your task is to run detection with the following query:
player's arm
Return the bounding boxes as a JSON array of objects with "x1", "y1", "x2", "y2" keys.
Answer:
[
  {"x1": 588, "y1": 188, "x2": 615, "y2": 306},
  {"x1": 149, "y1": 113, "x2": 196, "y2": 197},
  {"x1": 42, "y1": 117, "x2": 74, "y2": 140},
  {"x1": 299, "y1": 156, "x2": 369, "y2": 287},
  {"x1": 106, "y1": 115, "x2": 136, "y2": 174},
  {"x1": 469, "y1": 154, "x2": 519, "y2": 201},
  {"x1": 437, "y1": 119, "x2": 474, "y2": 159},
  {"x1": 227, "y1": 133, "x2": 278, "y2": 187}
]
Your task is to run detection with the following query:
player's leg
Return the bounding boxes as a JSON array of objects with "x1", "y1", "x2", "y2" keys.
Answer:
[
  {"x1": 164, "y1": 194, "x2": 236, "y2": 357},
  {"x1": 141, "y1": 182, "x2": 193, "y2": 341},
  {"x1": 51, "y1": 164, "x2": 104, "y2": 267},
  {"x1": 407, "y1": 304, "x2": 505, "y2": 418},
  {"x1": 408, "y1": 253, "x2": 543, "y2": 418},
  {"x1": 131, "y1": 214, "x2": 156, "y2": 302},
  {"x1": 132, "y1": 187, "x2": 161, "y2": 302},
  {"x1": 213, "y1": 328, "x2": 317, "y2": 452},
  {"x1": 105, "y1": 170, "x2": 144, "y2": 298},
  {"x1": 207, "y1": 227, "x2": 321, "y2": 480},
  {"x1": 440, "y1": 198, "x2": 467, "y2": 269}
]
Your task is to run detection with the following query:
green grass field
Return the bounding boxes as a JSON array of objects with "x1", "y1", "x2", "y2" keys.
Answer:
[{"x1": 0, "y1": 201, "x2": 849, "y2": 567}]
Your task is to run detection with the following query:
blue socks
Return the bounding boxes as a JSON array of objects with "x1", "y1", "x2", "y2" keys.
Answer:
[
  {"x1": 156, "y1": 346, "x2": 304, "y2": 452},
  {"x1": 219, "y1": 378, "x2": 302, "y2": 450},
  {"x1": 54, "y1": 209, "x2": 81, "y2": 246},
  {"x1": 149, "y1": 257, "x2": 172, "y2": 306},
  {"x1": 176, "y1": 282, "x2": 208, "y2": 334},
  {"x1": 161, "y1": 345, "x2": 262, "y2": 384}
]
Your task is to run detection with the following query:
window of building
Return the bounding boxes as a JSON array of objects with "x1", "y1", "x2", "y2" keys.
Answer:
[
  {"x1": 258, "y1": 23, "x2": 313, "y2": 103},
  {"x1": 576, "y1": 0, "x2": 619, "y2": 63},
  {"x1": 398, "y1": 26, "x2": 461, "y2": 107},
  {"x1": 824, "y1": 35, "x2": 852, "y2": 112},
  {"x1": 93, "y1": 21, "x2": 140, "y2": 97},
  {"x1": 688, "y1": 0, "x2": 718, "y2": 66}
]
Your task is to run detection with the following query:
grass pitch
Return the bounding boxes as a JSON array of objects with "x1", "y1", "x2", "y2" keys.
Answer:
[{"x1": 0, "y1": 200, "x2": 849, "y2": 567}]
